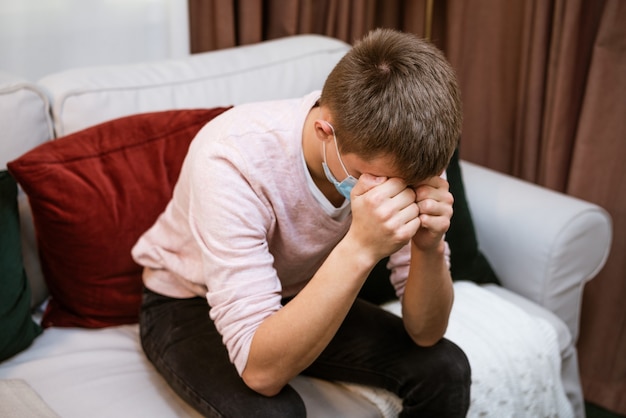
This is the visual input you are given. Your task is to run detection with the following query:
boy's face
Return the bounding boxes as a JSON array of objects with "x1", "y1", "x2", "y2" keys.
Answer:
[
  {"x1": 323, "y1": 129, "x2": 405, "y2": 186},
  {"x1": 331, "y1": 151, "x2": 404, "y2": 184},
  {"x1": 314, "y1": 106, "x2": 407, "y2": 203}
]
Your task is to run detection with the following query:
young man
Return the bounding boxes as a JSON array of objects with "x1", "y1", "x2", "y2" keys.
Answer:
[{"x1": 132, "y1": 28, "x2": 470, "y2": 417}]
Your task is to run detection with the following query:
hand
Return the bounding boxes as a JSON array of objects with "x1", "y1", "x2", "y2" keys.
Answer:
[
  {"x1": 347, "y1": 174, "x2": 420, "y2": 262},
  {"x1": 411, "y1": 176, "x2": 454, "y2": 252}
]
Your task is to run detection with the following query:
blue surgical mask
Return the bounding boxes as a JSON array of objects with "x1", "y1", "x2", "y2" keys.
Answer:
[{"x1": 322, "y1": 122, "x2": 358, "y2": 200}]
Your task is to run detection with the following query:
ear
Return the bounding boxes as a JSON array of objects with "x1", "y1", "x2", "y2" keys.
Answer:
[{"x1": 314, "y1": 119, "x2": 334, "y2": 143}]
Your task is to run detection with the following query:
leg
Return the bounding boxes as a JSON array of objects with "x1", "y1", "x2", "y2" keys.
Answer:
[
  {"x1": 303, "y1": 298, "x2": 471, "y2": 418},
  {"x1": 139, "y1": 288, "x2": 306, "y2": 418}
]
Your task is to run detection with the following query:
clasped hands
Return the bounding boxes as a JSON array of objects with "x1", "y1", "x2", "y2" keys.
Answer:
[{"x1": 348, "y1": 173, "x2": 453, "y2": 261}]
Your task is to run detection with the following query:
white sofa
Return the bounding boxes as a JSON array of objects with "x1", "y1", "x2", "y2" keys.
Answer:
[{"x1": 0, "y1": 35, "x2": 613, "y2": 418}]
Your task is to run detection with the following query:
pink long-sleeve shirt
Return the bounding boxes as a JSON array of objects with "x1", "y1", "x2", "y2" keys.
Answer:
[{"x1": 132, "y1": 92, "x2": 417, "y2": 374}]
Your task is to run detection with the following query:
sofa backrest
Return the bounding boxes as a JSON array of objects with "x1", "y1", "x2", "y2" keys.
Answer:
[
  {"x1": 3, "y1": 35, "x2": 350, "y2": 309},
  {"x1": 39, "y1": 35, "x2": 351, "y2": 137},
  {"x1": 0, "y1": 72, "x2": 54, "y2": 170}
]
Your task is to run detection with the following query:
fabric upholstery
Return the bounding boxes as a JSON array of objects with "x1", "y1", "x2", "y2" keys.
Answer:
[
  {"x1": 0, "y1": 170, "x2": 42, "y2": 360},
  {"x1": 7, "y1": 108, "x2": 229, "y2": 328},
  {"x1": 445, "y1": 148, "x2": 499, "y2": 285}
]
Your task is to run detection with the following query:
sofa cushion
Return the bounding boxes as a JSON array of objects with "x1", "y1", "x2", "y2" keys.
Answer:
[
  {"x1": 0, "y1": 170, "x2": 42, "y2": 360},
  {"x1": 358, "y1": 148, "x2": 499, "y2": 304},
  {"x1": 0, "y1": 73, "x2": 54, "y2": 310},
  {"x1": 7, "y1": 108, "x2": 230, "y2": 328},
  {"x1": 0, "y1": 72, "x2": 53, "y2": 170}
]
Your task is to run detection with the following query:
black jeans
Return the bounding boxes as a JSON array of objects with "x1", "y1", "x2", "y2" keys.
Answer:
[{"x1": 140, "y1": 288, "x2": 471, "y2": 417}]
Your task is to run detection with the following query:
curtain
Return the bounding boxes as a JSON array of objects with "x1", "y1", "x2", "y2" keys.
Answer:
[
  {"x1": 570, "y1": 1, "x2": 626, "y2": 413},
  {"x1": 187, "y1": 0, "x2": 626, "y2": 413},
  {"x1": 188, "y1": 0, "x2": 431, "y2": 52},
  {"x1": 444, "y1": 1, "x2": 625, "y2": 413}
]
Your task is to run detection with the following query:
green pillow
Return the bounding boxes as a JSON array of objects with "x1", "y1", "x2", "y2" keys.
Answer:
[
  {"x1": 359, "y1": 149, "x2": 499, "y2": 305},
  {"x1": 0, "y1": 170, "x2": 41, "y2": 361},
  {"x1": 445, "y1": 148, "x2": 499, "y2": 285}
]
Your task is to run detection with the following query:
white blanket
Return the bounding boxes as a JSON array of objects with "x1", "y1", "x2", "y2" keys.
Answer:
[{"x1": 341, "y1": 281, "x2": 574, "y2": 417}]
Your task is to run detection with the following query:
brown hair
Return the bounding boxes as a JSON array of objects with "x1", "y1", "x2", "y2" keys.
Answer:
[{"x1": 320, "y1": 28, "x2": 462, "y2": 185}]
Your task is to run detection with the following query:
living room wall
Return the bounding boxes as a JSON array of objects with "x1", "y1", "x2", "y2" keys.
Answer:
[{"x1": 0, "y1": 0, "x2": 190, "y2": 81}]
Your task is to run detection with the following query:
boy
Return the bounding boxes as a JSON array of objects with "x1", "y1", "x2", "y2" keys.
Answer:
[{"x1": 132, "y1": 28, "x2": 470, "y2": 417}]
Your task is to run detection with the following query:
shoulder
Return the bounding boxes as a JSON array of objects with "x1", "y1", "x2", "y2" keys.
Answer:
[{"x1": 190, "y1": 93, "x2": 318, "y2": 163}]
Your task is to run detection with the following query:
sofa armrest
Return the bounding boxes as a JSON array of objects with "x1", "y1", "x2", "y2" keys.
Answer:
[{"x1": 459, "y1": 161, "x2": 612, "y2": 342}]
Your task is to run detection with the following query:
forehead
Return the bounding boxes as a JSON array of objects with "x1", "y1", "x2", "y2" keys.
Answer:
[{"x1": 341, "y1": 152, "x2": 405, "y2": 181}]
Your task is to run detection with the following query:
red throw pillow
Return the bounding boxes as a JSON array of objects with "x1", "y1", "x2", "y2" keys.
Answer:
[{"x1": 7, "y1": 108, "x2": 230, "y2": 328}]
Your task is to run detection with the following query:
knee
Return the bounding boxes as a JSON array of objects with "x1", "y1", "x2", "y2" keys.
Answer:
[
  {"x1": 246, "y1": 384, "x2": 307, "y2": 418},
  {"x1": 436, "y1": 339, "x2": 471, "y2": 389},
  {"x1": 402, "y1": 339, "x2": 471, "y2": 417},
  {"x1": 426, "y1": 339, "x2": 472, "y2": 402},
  {"x1": 408, "y1": 339, "x2": 471, "y2": 388}
]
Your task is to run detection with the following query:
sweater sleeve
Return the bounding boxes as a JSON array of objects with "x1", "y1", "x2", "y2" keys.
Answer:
[{"x1": 186, "y1": 133, "x2": 282, "y2": 376}]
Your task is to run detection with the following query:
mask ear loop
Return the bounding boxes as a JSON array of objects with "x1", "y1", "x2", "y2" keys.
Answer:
[{"x1": 325, "y1": 122, "x2": 352, "y2": 179}]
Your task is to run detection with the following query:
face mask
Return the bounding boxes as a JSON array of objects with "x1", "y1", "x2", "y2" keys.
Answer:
[{"x1": 322, "y1": 122, "x2": 358, "y2": 200}]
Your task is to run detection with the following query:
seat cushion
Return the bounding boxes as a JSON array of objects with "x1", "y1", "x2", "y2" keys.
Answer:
[{"x1": 0, "y1": 325, "x2": 383, "y2": 418}]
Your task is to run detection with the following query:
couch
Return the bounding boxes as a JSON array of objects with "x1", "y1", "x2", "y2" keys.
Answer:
[{"x1": 0, "y1": 35, "x2": 613, "y2": 418}]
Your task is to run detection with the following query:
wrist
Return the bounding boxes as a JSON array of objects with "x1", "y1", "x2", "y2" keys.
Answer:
[
  {"x1": 410, "y1": 238, "x2": 446, "y2": 260},
  {"x1": 339, "y1": 232, "x2": 382, "y2": 274}
]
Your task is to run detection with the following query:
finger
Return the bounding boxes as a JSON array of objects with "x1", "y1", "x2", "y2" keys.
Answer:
[
  {"x1": 418, "y1": 212, "x2": 451, "y2": 235},
  {"x1": 397, "y1": 201, "x2": 420, "y2": 226},
  {"x1": 417, "y1": 195, "x2": 453, "y2": 218},
  {"x1": 369, "y1": 177, "x2": 412, "y2": 201},
  {"x1": 417, "y1": 175, "x2": 448, "y2": 188},
  {"x1": 415, "y1": 175, "x2": 448, "y2": 190},
  {"x1": 415, "y1": 179, "x2": 452, "y2": 208},
  {"x1": 373, "y1": 182, "x2": 417, "y2": 221},
  {"x1": 351, "y1": 173, "x2": 387, "y2": 197},
  {"x1": 400, "y1": 216, "x2": 422, "y2": 240}
]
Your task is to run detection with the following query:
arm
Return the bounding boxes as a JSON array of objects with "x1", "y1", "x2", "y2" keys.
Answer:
[
  {"x1": 401, "y1": 176, "x2": 455, "y2": 347},
  {"x1": 242, "y1": 174, "x2": 421, "y2": 396},
  {"x1": 242, "y1": 234, "x2": 375, "y2": 396}
]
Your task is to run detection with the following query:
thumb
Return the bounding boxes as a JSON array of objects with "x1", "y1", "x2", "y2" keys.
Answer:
[{"x1": 352, "y1": 173, "x2": 386, "y2": 198}]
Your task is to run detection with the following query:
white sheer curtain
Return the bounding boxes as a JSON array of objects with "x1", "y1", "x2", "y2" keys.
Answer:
[{"x1": 0, "y1": 0, "x2": 189, "y2": 81}]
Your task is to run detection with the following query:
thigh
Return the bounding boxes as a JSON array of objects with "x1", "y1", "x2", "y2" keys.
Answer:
[
  {"x1": 303, "y1": 298, "x2": 470, "y2": 400},
  {"x1": 140, "y1": 288, "x2": 305, "y2": 418}
]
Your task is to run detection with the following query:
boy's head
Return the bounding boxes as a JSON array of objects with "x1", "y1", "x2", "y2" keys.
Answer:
[{"x1": 319, "y1": 28, "x2": 462, "y2": 186}]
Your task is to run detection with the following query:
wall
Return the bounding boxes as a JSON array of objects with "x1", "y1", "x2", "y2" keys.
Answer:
[{"x1": 0, "y1": 0, "x2": 189, "y2": 81}]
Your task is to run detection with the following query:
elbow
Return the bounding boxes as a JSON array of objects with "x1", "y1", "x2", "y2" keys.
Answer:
[
  {"x1": 404, "y1": 322, "x2": 448, "y2": 347},
  {"x1": 410, "y1": 333, "x2": 444, "y2": 347},
  {"x1": 242, "y1": 368, "x2": 284, "y2": 397}
]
